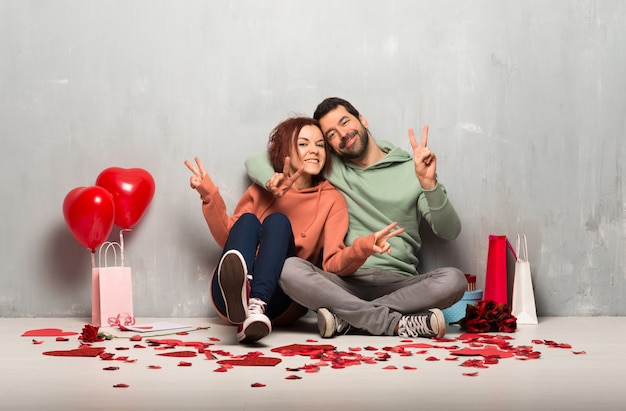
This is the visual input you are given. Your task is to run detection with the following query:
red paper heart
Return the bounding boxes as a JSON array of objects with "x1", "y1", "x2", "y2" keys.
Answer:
[
  {"x1": 146, "y1": 338, "x2": 184, "y2": 346},
  {"x1": 156, "y1": 351, "x2": 198, "y2": 358},
  {"x1": 217, "y1": 357, "x2": 282, "y2": 367},
  {"x1": 450, "y1": 346, "x2": 515, "y2": 359},
  {"x1": 22, "y1": 328, "x2": 79, "y2": 337},
  {"x1": 396, "y1": 343, "x2": 435, "y2": 349},
  {"x1": 285, "y1": 375, "x2": 302, "y2": 380},
  {"x1": 270, "y1": 344, "x2": 336, "y2": 356},
  {"x1": 96, "y1": 167, "x2": 155, "y2": 229},
  {"x1": 181, "y1": 341, "x2": 210, "y2": 350},
  {"x1": 43, "y1": 347, "x2": 106, "y2": 357}
]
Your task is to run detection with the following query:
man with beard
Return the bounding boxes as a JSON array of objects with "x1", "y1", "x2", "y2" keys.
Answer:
[{"x1": 245, "y1": 97, "x2": 465, "y2": 339}]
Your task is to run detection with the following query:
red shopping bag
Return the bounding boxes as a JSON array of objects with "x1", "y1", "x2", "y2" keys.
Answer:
[{"x1": 484, "y1": 235, "x2": 516, "y2": 305}]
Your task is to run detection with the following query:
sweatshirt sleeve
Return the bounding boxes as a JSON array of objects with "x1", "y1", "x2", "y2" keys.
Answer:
[
  {"x1": 320, "y1": 192, "x2": 377, "y2": 276},
  {"x1": 195, "y1": 178, "x2": 233, "y2": 248},
  {"x1": 245, "y1": 150, "x2": 274, "y2": 189},
  {"x1": 195, "y1": 178, "x2": 261, "y2": 249},
  {"x1": 420, "y1": 182, "x2": 462, "y2": 240}
]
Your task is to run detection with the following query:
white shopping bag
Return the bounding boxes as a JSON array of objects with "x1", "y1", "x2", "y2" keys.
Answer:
[{"x1": 511, "y1": 234, "x2": 538, "y2": 324}]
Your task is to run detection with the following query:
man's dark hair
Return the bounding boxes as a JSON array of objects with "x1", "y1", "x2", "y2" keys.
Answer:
[{"x1": 313, "y1": 97, "x2": 360, "y2": 121}]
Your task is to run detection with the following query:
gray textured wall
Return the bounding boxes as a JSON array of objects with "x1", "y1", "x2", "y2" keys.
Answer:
[{"x1": 1, "y1": 0, "x2": 624, "y2": 318}]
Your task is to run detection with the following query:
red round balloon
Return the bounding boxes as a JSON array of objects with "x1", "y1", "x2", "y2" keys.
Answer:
[
  {"x1": 96, "y1": 167, "x2": 155, "y2": 229},
  {"x1": 63, "y1": 186, "x2": 115, "y2": 252}
]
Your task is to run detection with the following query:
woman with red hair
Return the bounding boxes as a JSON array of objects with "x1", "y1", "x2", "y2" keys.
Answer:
[{"x1": 185, "y1": 117, "x2": 401, "y2": 343}]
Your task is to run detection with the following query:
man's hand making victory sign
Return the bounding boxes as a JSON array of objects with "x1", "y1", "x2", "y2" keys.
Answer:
[{"x1": 408, "y1": 125, "x2": 437, "y2": 190}]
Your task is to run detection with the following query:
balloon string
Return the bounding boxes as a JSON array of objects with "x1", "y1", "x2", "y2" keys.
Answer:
[
  {"x1": 91, "y1": 250, "x2": 96, "y2": 268},
  {"x1": 120, "y1": 230, "x2": 125, "y2": 267}
]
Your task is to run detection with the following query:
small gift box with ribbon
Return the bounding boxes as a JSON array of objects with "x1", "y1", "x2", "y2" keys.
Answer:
[
  {"x1": 91, "y1": 237, "x2": 134, "y2": 327},
  {"x1": 442, "y1": 273, "x2": 482, "y2": 324},
  {"x1": 443, "y1": 289, "x2": 484, "y2": 324}
]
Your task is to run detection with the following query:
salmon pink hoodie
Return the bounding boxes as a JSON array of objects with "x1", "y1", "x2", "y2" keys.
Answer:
[{"x1": 194, "y1": 177, "x2": 376, "y2": 276}]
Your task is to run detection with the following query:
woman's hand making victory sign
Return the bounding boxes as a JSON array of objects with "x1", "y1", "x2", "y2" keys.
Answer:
[
  {"x1": 265, "y1": 156, "x2": 304, "y2": 198},
  {"x1": 184, "y1": 157, "x2": 213, "y2": 190}
]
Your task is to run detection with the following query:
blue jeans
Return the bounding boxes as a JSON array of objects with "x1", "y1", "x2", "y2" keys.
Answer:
[{"x1": 211, "y1": 213, "x2": 296, "y2": 320}]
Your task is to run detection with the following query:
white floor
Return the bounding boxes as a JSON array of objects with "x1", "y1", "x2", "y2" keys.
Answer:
[{"x1": 1, "y1": 316, "x2": 625, "y2": 411}]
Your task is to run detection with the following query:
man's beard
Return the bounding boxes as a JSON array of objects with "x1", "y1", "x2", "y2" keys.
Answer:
[{"x1": 338, "y1": 126, "x2": 369, "y2": 160}]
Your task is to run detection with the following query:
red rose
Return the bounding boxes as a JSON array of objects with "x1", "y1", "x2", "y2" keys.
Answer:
[
  {"x1": 466, "y1": 318, "x2": 492, "y2": 333},
  {"x1": 457, "y1": 300, "x2": 517, "y2": 333},
  {"x1": 499, "y1": 316, "x2": 517, "y2": 333},
  {"x1": 80, "y1": 324, "x2": 101, "y2": 342}
]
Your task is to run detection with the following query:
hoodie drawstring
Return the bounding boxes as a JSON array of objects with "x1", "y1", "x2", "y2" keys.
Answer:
[{"x1": 300, "y1": 184, "x2": 323, "y2": 238}]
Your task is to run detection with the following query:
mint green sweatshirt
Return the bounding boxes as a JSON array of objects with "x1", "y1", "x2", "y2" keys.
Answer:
[{"x1": 245, "y1": 140, "x2": 461, "y2": 276}]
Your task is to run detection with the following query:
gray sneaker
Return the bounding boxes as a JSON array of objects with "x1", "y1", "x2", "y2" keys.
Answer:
[
  {"x1": 317, "y1": 308, "x2": 351, "y2": 338},
  {"x1": 397, "y1": 308, "x2": 446, "y2": 338}
]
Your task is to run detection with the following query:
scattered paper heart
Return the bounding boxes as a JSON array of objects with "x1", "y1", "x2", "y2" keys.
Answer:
[
  {"x1": 217, "y1": 356, "x2": 282, "y2": 367},
  {"x1": 156, "y1": 351, "x2": 197, "y2": 358},
  {"x1": 22, "y1": 328, "x2": 79, "y2": 337},
  {"x1": 43, "y1": 347, "x2": 106, "y2": 357}
]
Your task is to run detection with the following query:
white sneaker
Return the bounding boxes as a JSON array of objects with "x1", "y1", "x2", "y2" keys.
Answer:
[
  {"x1": 217, "y1": 250, "x2": 249, "y2": 324},
  {"x1": 317, "y1": 308, "x2": 351, "y2": 338},
  {"x1": 397, "y1": 308, "x2": 446, "y2": 338},
  {"x1": 237, "y1": 298, "x2": 271, "y2": 343}
]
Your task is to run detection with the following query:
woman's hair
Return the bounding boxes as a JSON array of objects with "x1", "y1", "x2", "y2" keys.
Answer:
[{"x1": 267, "y1": 116, "x2": 331, "y2": 186}]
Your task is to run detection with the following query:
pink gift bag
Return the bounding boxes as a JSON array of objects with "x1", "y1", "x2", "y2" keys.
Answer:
[{"x1": 91, "y1": 242, "x2": 134, "y2": 327}]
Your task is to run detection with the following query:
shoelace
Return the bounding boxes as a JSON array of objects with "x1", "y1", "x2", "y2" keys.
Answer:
[
  {"x1": 248, "y1": 298, "x2": 266, "y2": 315},
  {"x1": 335, "y1": 317, "x2": 350, "y2": 333},
  {"x1": 401, "y1": 314, "x2": 431, "y2": 337}
]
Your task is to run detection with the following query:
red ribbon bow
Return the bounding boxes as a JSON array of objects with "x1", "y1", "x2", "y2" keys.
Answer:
[{"x1": 108, "y1": 312, "x2": 136, "y2": 327}]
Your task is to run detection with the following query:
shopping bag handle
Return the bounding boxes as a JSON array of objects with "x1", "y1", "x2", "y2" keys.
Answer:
[
  {"x1": 516, "y1": 234, "x2": 528, "y2": 262},
  {"x1": 489, "y1": 234, "x2": 518, "y2": 260},
  {"x1": 98, "y1": 241, "x2": 123, "y2": 267}
]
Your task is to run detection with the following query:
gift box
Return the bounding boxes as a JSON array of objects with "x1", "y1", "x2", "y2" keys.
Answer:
[{"x1": 443, "y1": 289, "x2": 483, "y2": 324}]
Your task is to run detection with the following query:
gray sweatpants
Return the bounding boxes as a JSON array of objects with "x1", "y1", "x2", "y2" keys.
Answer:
[{"x1": 278, "y1": 257, "x2": 467, "y2": 336}]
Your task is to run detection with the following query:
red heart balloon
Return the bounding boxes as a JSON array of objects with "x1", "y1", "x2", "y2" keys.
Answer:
[
  {"x1": 96, "y1": 167, "x2": 155, "y2": 229},
  {"x1": 63, "y1": 186, "x2": 115, "y2": 252}
]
